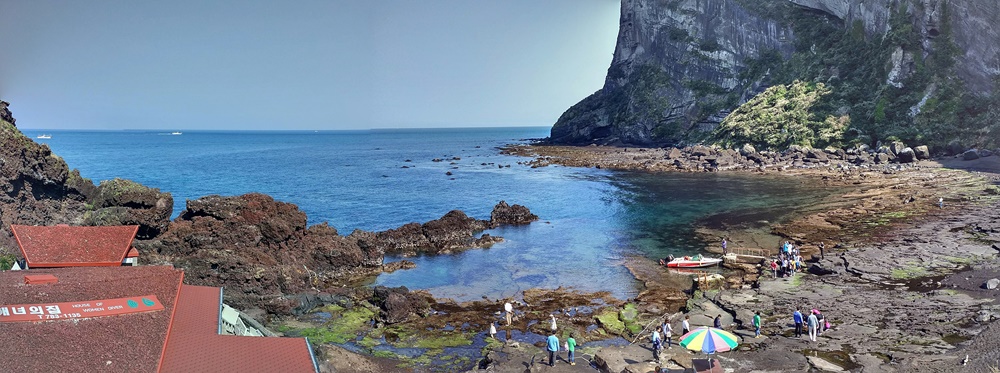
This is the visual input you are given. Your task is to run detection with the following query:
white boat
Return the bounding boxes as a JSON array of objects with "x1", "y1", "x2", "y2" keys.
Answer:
[
  {"x1": 664, "y1": 256, "x2": 723, "y2": 268},
  {"x1": 36, "y1": 134, "x2": 52, "y2": 139},
  {"x1": 171, "y1": 131, "x2": 182, "y2": 135}
]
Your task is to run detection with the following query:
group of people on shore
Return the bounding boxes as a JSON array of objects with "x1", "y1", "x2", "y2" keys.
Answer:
[
  {"x1": 650, "y1": 315, "x2": 691, "y2": 363},
  {"x1": 493, "y1": 302, "x2": 579, "y2": 366},
  {"x1": 770, "y1": 241, "x2": 805, "y2": 278},
  {"x1": 793, "y1": 307, "x2": 830, "y2": 342}
]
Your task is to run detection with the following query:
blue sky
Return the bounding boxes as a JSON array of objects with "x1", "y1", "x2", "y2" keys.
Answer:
[{"x1": 0, "y1": 1, "x2": 620, "y2": 130}]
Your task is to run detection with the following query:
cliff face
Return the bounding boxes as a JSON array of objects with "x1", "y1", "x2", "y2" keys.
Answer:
[
  {"x1": 552, "y1": 0, "x2": 1000, "y2": 147},
  {"x1": 0, "y1": 105, "x2": 171, "y2": 253}
]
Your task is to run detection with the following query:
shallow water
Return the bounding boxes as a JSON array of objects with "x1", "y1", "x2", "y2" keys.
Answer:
[{"x1": 36, "y1": 127, "x2": 838, "y2": 302}]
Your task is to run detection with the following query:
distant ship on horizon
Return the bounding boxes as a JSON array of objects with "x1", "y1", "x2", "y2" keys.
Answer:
[
  {"x1": 36, "y1": 134, "x2": 52, "y2": 139},
  {"x1": 171, "y1": 131, "x2": 182, "y2": 135}
]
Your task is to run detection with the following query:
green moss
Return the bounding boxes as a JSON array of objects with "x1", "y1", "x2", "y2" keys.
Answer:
[
  {"x1": 942, "y1": 256, "x2": 973, "y2": 266},
  {"x1": 788, "y1": 273, "x2": 804, "y2": 287},
  {"x1": 882, "y1": 211, "x2": 908, "y2": 219},
  {"x1": 96, "y1": 178, "x2": 151, "y2": 202},
  {"x1": 372, "y1": 350, "x2": 401, "y2": 359},
  {"x1": 411, "y1": 333, "x2": 472, "y2": 349},
  {"x1": 295, "y1": 306, "x2": 375, "y2": 345},
  {"x1": 595, "y1": 308, "x2": 626, "y2": 335},
  {"x1": 481, "y1": 337, "x2": 504, "y2": 355},
  {"x1": 357, "y1": 335, "x2": 381, "y2": 350},
  {"x1": 621, "y1": 303, "x2": 643, "y2": 335},
  {"x1": 891, "y1": 266, "x2": 929, "y2": 280}
]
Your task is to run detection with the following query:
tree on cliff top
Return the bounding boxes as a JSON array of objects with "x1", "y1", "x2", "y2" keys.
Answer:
[{"x1": 710, "y1": 81, "x2": 847, "y2": 151}]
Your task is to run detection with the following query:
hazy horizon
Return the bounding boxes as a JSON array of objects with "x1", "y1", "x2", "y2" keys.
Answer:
[{"x1": 0, "y1": 1, "x2": 620, "y2": 131}]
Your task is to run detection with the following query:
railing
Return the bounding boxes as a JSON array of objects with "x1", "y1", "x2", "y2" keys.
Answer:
[{"x1": 727, "y1": 247, "x2": 770, "y2": 258}]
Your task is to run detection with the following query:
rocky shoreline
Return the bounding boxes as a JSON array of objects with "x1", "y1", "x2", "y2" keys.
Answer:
[
  {"x1": 456, "y1": 143, "x2": 999, "y2": 373},
  {"x1": 5, "y1": 101, "x2": 1000, "y2": 372}
]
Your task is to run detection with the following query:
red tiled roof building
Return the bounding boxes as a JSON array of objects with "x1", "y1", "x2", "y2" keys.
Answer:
[
  {"x1": 11, "y1": 224, "x2": 141, "y2": 267},
  {"x1": 0, "y1": 266, "x2": 318, "y2": 373}
]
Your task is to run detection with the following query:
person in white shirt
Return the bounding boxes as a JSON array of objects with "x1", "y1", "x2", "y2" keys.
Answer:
[
  {"x1": 663, "y1": 321, "x2": 673, "y2": 349},
  {"x1": 504, "y1": 302, "x2": 513, "y2": 326},
  {"x1": 682, "y1": 315, "x2": 691, "y2": 335}
]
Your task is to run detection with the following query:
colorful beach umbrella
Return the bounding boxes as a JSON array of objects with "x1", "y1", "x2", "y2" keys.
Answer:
[{"x1": 679, "y1": 327, "x2": 739, "y2": 354}]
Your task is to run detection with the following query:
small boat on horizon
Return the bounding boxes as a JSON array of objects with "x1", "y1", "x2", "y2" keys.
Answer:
[
  {"x1": 36, "y1": 134, "x2": 52, "y2": 139},
  {"x1": 663, "y1": 255, "x2": 723, "y2": 268},
  {"x1": 171, "y1": 131, "x2": 182, "y2": 135}
]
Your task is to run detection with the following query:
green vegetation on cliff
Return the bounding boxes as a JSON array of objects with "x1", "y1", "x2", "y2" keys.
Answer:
[
  {"x1": 711, "y1": 81, "x2": 847, "y2": 150},
  {"x1": 736, "y1": 2, "x2": 999, "y2": 150}
]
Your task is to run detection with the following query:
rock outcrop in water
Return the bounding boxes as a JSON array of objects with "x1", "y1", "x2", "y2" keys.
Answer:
[
  {"x1": 0, "y1": 103, "x2": 171, "y2": 252},
  {"x1": 141, "y1": 195, "x2": 537, "y2": 315},
  {"x1": 372, "y1": 200, "x2": 538, "y2": 257},
  {"x1": 552, "y1": 0, "x2": 1000, "y2": 148},
  {"x1": 138, "y1": 193, "x2": 389, "y2": 314}
]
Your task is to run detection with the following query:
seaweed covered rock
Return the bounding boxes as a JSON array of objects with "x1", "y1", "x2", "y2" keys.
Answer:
[{"x1": 489, "y1": 200, "x2": 539, "y2": 226}]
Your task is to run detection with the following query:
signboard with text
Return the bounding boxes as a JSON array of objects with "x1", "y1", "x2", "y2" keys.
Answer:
[{"x1": 0, "y1": 295, "x2": 164, "y2": 322}]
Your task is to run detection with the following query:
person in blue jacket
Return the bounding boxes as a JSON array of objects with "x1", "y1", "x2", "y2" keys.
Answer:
[
  {"x1": 793, "y1": 308, "x2": 804, "y2": 338},
  {"x1": 546, "y1": 332, "x2": 560, "y2": 366}
]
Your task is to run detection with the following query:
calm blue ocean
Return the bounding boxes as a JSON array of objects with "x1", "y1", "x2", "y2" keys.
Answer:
[{"x1": 32, "y1": 128, "x2": 829, "y2": 301}]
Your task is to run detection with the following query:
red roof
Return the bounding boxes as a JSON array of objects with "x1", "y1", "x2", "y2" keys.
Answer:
[
  {"x1": 11, "y1": 225, "x2": 140, "y2": 267},
  {"x1": 127, "y1": 247, "x2": 140, "y2": 258},
  {"x1": 23, "y1": 274, "x2": 59, "y2": 284},
  {"x1": 159, "y1": 285, "x2": 318, "y2": 373},
  {"x1": 0, "y1": 266, "x2": 184, "y2": 373}
]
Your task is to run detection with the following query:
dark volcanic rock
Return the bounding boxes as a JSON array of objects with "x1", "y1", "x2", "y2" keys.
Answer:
[
  {"x1": 896, "y1": 147, "x2": 916, "y2": 163},
  {"x1": 0, "y1": 101, "x2": 14, "y2": 126},
  {"x1": 375, "y1": 202, "x2": 537, "y2": 256},
  {"x1": 84, "y1": 178, "x2": 173, "y2": 239},
  {"x1": 0, "y1": 104, "x2": 168, "y2": 251},
  {"x1": 489, "y1": 200, "x2": 539, "y2": 226},
  {"x1": 420, "y1": 210, "x2": 490, "y2": 250},
  {"x1": 372, "y1": 286, "x2": 429, "y2": 324},
  {"x1": 964, "y1": 149, "x2": 981, "y2": 160},
  {"x1": 139, "y1": 193, "x2": 383, "y2": 314}
]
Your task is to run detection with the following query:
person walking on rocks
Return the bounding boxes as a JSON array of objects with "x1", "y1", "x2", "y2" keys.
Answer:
[
  {"x1": 714, "y1": 314, "x2": 722, "y2": 329},
  {"x1": 489, "y1": 321, "x2": 496, "y2": 339},
  {"x1": 504, "y1": 302, "x2": 513, "y2": 326},
  {"x1": 663, "y1": 321, "x2": 673, "y2": 349},
  {"x1": 807, "y1": 311, "x2": 819, "y2": 342},
  {"x1": 546, "y1": 332, "x2": 560, "y2": 366},
  {"x1": 567, "y1": 333, "x2": 577, "y2": 366},
  {"x1": 818, "y1": 242, "x2": 826, "y2": 259},
  {"x1": 753, "y1": 311, "x2": 762, "y2": 338},
  {"x1": 771, "y1": 259, "x2": 779, "y2": 278},
  {"x1": 682, "y1": 315, "x2": 691, "y2": 335},
  {"x1": 722, "y1": 237, "x2": 728, "y2": 255},
  {"x1": 550, "y1": 314, "x2": 557, "y2": 332},
  {"x1": 651, "y1": 326, "x2": 663, "y2": 363},
  {"x1": 793, "y1": 308, "x2": 804, "y2": 338},
  {"x1": 814, "y1": 309, "x2": 826, "y2": 335}
]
